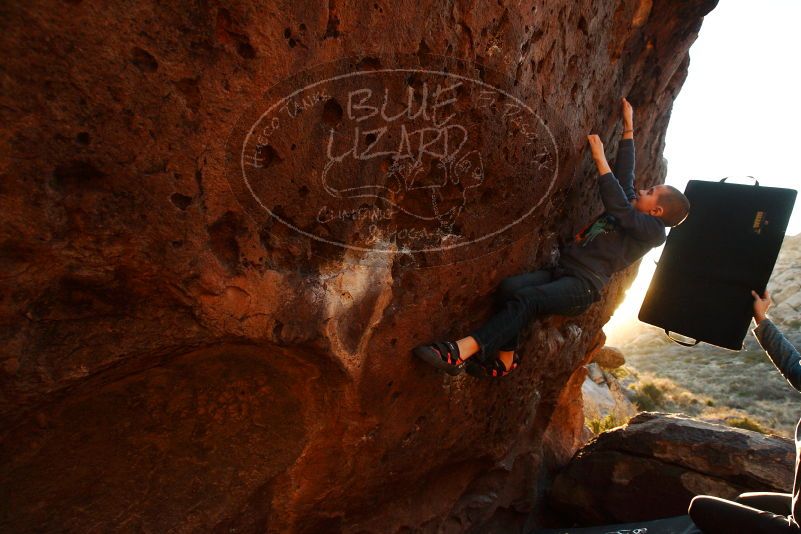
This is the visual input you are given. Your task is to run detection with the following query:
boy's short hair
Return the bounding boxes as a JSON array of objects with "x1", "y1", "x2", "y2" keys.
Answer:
[{"x1": 658, "y1": 185, "x2": 690, "y2": 227}]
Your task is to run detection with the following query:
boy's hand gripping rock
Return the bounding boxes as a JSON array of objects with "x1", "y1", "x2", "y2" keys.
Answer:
[
  {"x1": 622, "y1": 97, "x2": 634, "y2": 131},
  {"x1": 587, "y1": 134, "x2": 612, "y2": 176},
  {"x1": 586, "y1": 134, "x2": 604, "y2": 159}
]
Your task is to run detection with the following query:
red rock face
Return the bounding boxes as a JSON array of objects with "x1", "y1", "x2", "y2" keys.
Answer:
[{"x1": 0, "y1": 0, "x2": 716, "y2": 532}]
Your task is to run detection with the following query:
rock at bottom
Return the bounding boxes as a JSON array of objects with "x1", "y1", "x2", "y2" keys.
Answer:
[{"x1": 549, "y1": 412, "x2": 794, "y2": 526}]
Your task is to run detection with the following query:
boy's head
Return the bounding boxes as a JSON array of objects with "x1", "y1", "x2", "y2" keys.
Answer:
[{"x1": 634, "y1": 185, "x2": 690, "y2": 227}]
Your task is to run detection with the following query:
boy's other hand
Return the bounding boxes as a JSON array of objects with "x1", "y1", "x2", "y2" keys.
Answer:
[
  {"x1": 622, "y1": 97, "x2": 634, "y2": 130},
  {"x1": 587, "y1": 134, "x2": 611, "y2": 175},
  {"x1": 752, "y1": 289, "x2": 772, "y2": 324},
  {"x1": 587, "y1": 134, "x2": 605, "y2": 160}
]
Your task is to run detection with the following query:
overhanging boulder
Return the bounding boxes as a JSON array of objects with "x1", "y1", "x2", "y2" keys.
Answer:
[{"x1": 0, "y1": 1, "x2": 717, "y2": 531}]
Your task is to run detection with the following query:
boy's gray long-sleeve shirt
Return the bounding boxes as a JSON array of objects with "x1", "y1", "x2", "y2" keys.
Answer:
[
  {"x1": 559, "y1": 138, "x2": 667, "y2": 292},
  {"x1": 753, "y1": 319, "x2": 801, "y2": 526}
]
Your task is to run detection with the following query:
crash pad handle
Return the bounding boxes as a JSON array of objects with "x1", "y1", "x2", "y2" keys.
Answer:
[
  {"x1": 720, "y1": 176, "x2": 760, "y2": 186},
  {"x1": 665, "y1": 330, "x2": 699, "y2": 347}
]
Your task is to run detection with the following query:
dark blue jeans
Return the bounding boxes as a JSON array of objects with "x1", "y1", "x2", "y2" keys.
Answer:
[{"x1": 468, "y1": 268, "x2": 599, "y2": 361}]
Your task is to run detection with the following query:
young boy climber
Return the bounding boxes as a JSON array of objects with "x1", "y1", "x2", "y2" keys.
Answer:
[{"x1": 413, "y1": 97, "x2": 691, "y2": 378}]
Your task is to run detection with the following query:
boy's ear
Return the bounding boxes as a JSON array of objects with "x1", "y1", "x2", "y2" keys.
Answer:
[{"x1": 651, "y1": 205, "x2": 664, "y2": 217}]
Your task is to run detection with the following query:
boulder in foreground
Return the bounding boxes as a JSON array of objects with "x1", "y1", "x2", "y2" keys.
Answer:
[{"x1": 550, "y1": 412, "x2": 794, "y2": 526}]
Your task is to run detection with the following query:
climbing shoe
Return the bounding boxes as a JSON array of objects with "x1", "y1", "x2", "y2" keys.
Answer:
[
  {"x1": 412, "y1": 341, "x2": 465, "y2": 376},
  {"x1": 465, "y1": 351, "x2": 520, "y2": 379}
]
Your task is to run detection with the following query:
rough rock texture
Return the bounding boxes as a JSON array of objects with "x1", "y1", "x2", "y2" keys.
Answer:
[
  {"x1": 0, "y1": 1, "x2": 716, "y2": 532},
  {"x1": 592, "y1": 346, "x2": 626, "y2": 369},
  {"x1": 550, "y1": 412, "x2": 795, "y2": 526}
]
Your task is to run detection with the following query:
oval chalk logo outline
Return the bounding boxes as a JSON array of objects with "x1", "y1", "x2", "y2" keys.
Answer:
[{"x1": 236, "y1": 57, "x2": 560, "y2": 255}]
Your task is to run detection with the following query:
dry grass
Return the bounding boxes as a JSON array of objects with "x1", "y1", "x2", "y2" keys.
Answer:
[
  {"x1": 619, "y1": 368, "x2": 780, "y2": 435},
  {"x1": 583, "y1": 388, "x2": 637, "y2": 437},
  {"x1": 585, "y1": 413, "x2": 631, "y2": 434},
  {"x1": 612, "y1": 323, "x2": 801, "y2": 437}
]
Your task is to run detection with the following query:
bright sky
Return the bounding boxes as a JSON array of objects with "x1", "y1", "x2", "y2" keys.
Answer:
[{"x1": 604, "y1": 0, "x2": 801, "y2": 341}]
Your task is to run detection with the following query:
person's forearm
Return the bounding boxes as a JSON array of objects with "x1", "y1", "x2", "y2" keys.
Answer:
[
  {"x1": 623, "y1": 114, "x2": 634, "y2": 139},
  {"x1": 622, "y1": 121, "x2": 634, "y2": 140},
  {"x1": 594, "y1": 157, "x2": 611, "y2": 176},
  {"x1": 754, "y1": 319, "x2": 801, "y2": 392},
  {"x1": 613, "y1": 138, "x2": 635, "y2": 198}
]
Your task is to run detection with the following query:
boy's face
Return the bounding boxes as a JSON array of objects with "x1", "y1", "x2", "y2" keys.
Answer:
[{"x1": 634, "y1": 185, "x2": 668, "y2": 217}]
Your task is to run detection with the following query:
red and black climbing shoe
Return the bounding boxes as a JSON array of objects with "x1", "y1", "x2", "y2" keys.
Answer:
[
  {"x1": 412, "y1": 341, "x2": 465, "y2": 376},
  {"x1": 465, "y1": 351, "x2": 520, "y2": 379}
]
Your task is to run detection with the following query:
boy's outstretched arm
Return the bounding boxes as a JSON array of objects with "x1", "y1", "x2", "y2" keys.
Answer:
[
  {"x1": 587, "y1": 134, "x2": 665, "y2": 245},
  {"x1": 588, "y1": 134, "x2": 612, "y2": 175},
  {"x1": 613, "y1": 98, "x2": 636, "y2": 200},
  {"x1": 622, "y1": 97, "x2": 634, "y2": 140}
]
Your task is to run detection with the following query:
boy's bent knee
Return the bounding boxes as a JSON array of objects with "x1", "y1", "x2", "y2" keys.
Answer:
[{"x1": 495, "y1": 279, "x2": 520, "y2": 303}]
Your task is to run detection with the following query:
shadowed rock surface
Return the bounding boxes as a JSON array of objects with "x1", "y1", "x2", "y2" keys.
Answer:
[
  {"x1": 550, "y1": 412, "x2": 795, "y2": 526},
  {"x1": 0, "y1": 0, "x2": 716, "y2": 532}
]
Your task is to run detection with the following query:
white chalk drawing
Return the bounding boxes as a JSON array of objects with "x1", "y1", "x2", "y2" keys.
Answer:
[{"x1": 228, "y1": 55, "x2": 561, "y2": 258}]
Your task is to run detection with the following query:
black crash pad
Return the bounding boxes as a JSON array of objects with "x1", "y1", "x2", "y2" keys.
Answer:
[
  {"x1": 638, "y1": 179, "x2": 796, "y2": 350},
  {"x1": 530, "y1": 514, "x2": 701, "y2": 534}
]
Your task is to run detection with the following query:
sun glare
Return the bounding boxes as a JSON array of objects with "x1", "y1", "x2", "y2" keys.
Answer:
[{"x1": 603, "y1": 247, "x2": 660, "y2": 344}]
